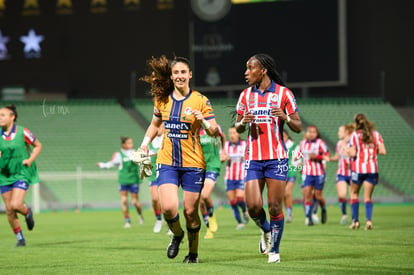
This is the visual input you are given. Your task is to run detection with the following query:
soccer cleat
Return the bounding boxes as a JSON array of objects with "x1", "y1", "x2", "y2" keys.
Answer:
[
  {"x1": 183, "y1": 253, "x2": 199, "y2": 264},
  {"x1": 25, "y1": 208, "x2": 35, "y2": 231},
  {"x1": 312, "y1": 213, "x2": 319, "y2": 224},
  {"x1": 321, "y1": 208, "x2": 327, "y2": 224},
  {"x1": 208, "y1": 214, "x2": 218, "y2": 233},
  {"x1": 365, "y1": 221, "x2": 373, "y2": 230},
  {"x1": 305, "y1": 218, "x2": 314, "y2": 226},
  {"x1": 259, "y1": 231, "x2": 271, "y2": 255},
  {"x1": 349, "y1": 221, "x2": 360, "y2": 230},
  {"x1": 16, "y1": 239, "x2": 26, "y2": 247},
  {"x1": 124, "y1": 222, "x2": 131, "y2": 229},
  {"x1": 153, "y1": 220, "x2": 162, "y2": 233},
  {"x1": 243, "y1": 211, "x2": 250, "y2": 224},
  {"x1": 167, "y1": 232, "x2": 184, "y2": 259},
  {"x1": 138, "y1": 215, "x2": 144, "y2": 225},
  {"x1": 236, "y1": 223, "x2": 245, "y2": 230},
  {"x1": 286, "y1": 215, "x2": 293, "y2": 223},
  {"x1": 204, "y1": 229, "x2": 214, "y2": 239},
  {"x1": 268, "y1": 252, "x2": 280, "y2": 263},
  {"x1": 340, "y1": 215, "x2": 348, "y2": 225}
]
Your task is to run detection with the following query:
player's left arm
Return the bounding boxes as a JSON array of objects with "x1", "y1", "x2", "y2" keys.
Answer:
[
  {"x1": 271, "y1": 89, "x2": 302, "y2": 133},
  {"x1": 192, "y1": 96, "x2": 218, "y2": 137},
  {"x1": 23, "y1": 128, "x2": 42, "y2": 167},
  {"x1": 376, "y1": 132, "x2": 386, "y2": 155}
]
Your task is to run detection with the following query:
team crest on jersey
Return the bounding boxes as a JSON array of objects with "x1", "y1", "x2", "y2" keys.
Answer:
[
  {"x1": 238, "y1": 102, "x2": 246, "y2": 112},
  {"x1": 184, "y1": 107, "x2": 192, "y2": 115},
  {"x1": 270, "y1": 94, "x2": 279, "y2": 102}
]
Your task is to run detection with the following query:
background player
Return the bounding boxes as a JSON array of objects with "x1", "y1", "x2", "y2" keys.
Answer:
[
  {"x1": 148, "y1": 127, "x2": 164, "y2": 233},
  {"x1": 329, "y1": 124, "x2": 354, "y2": 224},
  {"x1": 221, "y1": 125, "x2": 249, "y2": 230},
  {"x1": 282, "y1": 130, "x2": 300, "y2": 223},
  {"x1": 199, "y1": 124, "x2": 226, "y2": 239},
  {"x1": 235, "y1": 53, "x2": 302, "y2": 263},
  {"x1": 97, "y1": 136, "x2": 143, "y2": 228},
  {"x1": 347, "y1": 113, "x2": 386, "y2": 230},
  {"x1": 0, "y1": 104, "x2": 41, "y2": 247},
  {"x1": 136, "y1": 56, "x2": 219, "y2": 263},
  {"x1": 299, "y1": 125, "x2": 329, "y2": 226}
]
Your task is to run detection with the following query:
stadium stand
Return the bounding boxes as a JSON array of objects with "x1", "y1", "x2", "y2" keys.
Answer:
[
  {"x1": 2, "y1": 97, "x2": 411, "y2": 211},
  {"x1": 3, "y1": 100, "x2": 151, "y2": 209}
]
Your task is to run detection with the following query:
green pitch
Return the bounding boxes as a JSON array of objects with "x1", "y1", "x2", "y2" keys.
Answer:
[{"x1": 1, "y1": 205, "x2": 413, "y2": 274}]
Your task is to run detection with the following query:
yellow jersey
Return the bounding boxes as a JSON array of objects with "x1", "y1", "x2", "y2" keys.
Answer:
[{"x1": 154, "y1": 89, "x2": 215, "y2": 169}]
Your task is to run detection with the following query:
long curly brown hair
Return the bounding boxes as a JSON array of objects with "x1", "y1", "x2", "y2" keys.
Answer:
[
  {"x1": 354, "y1": 113, "x2": 376, "y2": 144},
  {"x1": 140, "y1": 55, "x2": 173, "y2": 104}
]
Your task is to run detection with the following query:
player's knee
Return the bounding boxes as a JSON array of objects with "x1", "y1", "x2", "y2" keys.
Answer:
[
  {"x1": 268, "y1": 202, "x2": 283, "y2": 216},
  {"x1": 247, "y1": 204, "x2": 263, "y2": 216}
]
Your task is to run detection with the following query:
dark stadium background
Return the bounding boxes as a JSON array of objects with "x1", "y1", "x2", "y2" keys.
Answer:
[{"x1": 0, "y1": 0, "x2": 412, "y2": 105}]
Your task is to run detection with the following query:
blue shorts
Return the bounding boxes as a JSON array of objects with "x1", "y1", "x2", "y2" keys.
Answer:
[
  {"x1": 205, "y1": 171, "x2": 219, "y2": 182},
  {"x1": 351, "y1": 172, "x2": 378, "y2": 185},
  {"x1": 301, "y1": 175, "x2": 325, "y2": 190},
  {"x1": 336, "y1": 174, "x2": 351, "y2": 185},
  {"x1": 0, "y1": 180, "x2": 30, "y2": 194},
  {"x1": 119, "y1": 183, "x2": 139, "y2": 193},
  {"x1": 287, "y1": 177, "x2": 297, "y2": 183},
  {"x1": 149, "y1": 180, "x2": 158, "y2": 187},
  {"x1": 245, "y1": 159, "x2": 288, "y2": 182},
  {"x1": 157, "y1": 164, "x2": 205, "y2": 193},
  {"x1": 225, "y1": 179, "x2": 245, "y2": 192}
]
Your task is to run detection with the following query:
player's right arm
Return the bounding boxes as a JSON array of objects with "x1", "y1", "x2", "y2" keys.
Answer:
[
  {"x1": 140, "y1": 115, "x2": 163, "y2": 154},
  {"x1": 235, "y1": 90, "x2": 254, "y2": 133},
  {"x1": 97, "y1": 152, "x2": 121, "y2": 169}
]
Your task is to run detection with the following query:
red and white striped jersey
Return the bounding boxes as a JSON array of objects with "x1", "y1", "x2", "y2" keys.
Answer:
[
  {"x1": 236, "y1": 81, "x2": 298, "y2": 161},
  {"x1": 349, "y1": 130, "x2": 383, "y2": 174},
  {"x1": 299, "y1": 138, "x2": 329, "y2": 176},
  {"x1": 224, "y1": 140, "x2": 247, "y2": 181},
  {"x1": 336, "y1": 140, "x2": 352, "y2": 176}
]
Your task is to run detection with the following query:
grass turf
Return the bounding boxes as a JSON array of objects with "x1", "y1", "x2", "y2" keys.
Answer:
[{"x1": 0, "y1": 204, "x2": 413, "y2": 274}]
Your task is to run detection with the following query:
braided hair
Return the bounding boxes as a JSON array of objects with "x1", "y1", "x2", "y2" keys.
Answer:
[
  {"x1": 354, "y1": 113, "x2": 376, "y2": 144},
  {"x1": 253, "y1": 53, "x2": 285, "y2": 86}
]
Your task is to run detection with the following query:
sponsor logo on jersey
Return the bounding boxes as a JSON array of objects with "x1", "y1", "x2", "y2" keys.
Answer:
[
  {"x1": 253, "y1": 118, "x2": 273, "y2": 124},
  {"x1": 167, "y1": 132, "x2": 188, "y2": 139},
  {"x1": 251, "y1": 108, "x2": 271, "y2": 116},
  {"x1": 164, "y1": 121, "x2": 191, "y2": 131}
]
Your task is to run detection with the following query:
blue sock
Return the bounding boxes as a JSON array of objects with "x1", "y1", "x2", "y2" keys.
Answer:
[
  {"x1": 156, "y1": 214, "x2": 162, "y2": 221},
  {"x1": 351, "y1": 200, "x2": 359, "y2": 222},
  {"x1": 237, "y1": 200, "x2": 247, "y2": 213},
  {"x1": 251, "y1": 209, "x2": 271, "y2": 232},
  {"x1": 304, "y1": 203, "x2": 312, "y2": 220},
  {"x1": 365, "y1": 201, "x2": 373, "y2": 221},
  {"x1": 312, "y1": 198, "x2": 318, "y2": 214},
  {"x1": 270, "y1": 214, "x2": 284, "y2": 253},
  {"x1": 230, "y1": 201, "x2": 242, "y2": 224},
  {"x1": 125, "y1": 216, "x2": 131, "y2": 224},
  {"x1": 339, "y1": 199, "x2": 347, "y2": 215},
  {"x1": 286, "y1": 207, "x2": 292, "y2": 218},
  {"x1": 14, "y1": 228, "x2": 24, "y2": 241},
  {"x1": 202, "y1": 213, "x2": 209, "y2": 227},
  {"x1": 207, "y1": 206, "x2": 214, "y2": 217}
]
